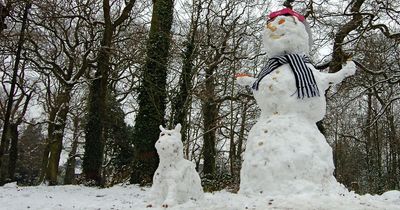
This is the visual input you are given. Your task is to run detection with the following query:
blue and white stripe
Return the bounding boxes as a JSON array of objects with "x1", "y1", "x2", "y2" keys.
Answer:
[{"x1": 252, "y1": 54, "x2": 320, "y2": 99}]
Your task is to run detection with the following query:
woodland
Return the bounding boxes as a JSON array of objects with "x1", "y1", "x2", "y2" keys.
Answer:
[{"x1": 0, "y1": 0, "x2": 399, "y2": 195}]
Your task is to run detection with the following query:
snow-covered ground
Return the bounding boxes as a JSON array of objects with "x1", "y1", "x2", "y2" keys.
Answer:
[
  {"x1": 1, "y1": 183, "x2": 399, "y2": 210},
  {"x1": 2, "y1": 7, "x2": 398, "y2": 210}
]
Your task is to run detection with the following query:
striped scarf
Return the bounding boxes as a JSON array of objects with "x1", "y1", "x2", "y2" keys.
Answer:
[{"x1": 252, "y1": 54, "x2": 320, "y2": 99}]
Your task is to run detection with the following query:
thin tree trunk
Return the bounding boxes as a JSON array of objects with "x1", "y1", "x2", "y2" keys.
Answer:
[
  {"x1": 7, "y1": 123, "x2": 18, "y2": 181},
  {"x1": 38, "y1": 143, "x2": 50, "y2": 184},
  {"x1": 365, "y1": 91, "x2": 373, "y2": 191},
  {"x1": 0, "y1": 2, "x2": 31, "y2": 185},
  {"x1": 64, "y1": 116, "x2": 80, "y2": 185},
  {"x1": 235, "y1": 102, "x2": 248, "y2": 182},
  {"x1": 8, "y1": 88, "x2": 32, "y2": 183},
  {"x1": 387, "y1": 107, "x2": 398, "y2": 189}
]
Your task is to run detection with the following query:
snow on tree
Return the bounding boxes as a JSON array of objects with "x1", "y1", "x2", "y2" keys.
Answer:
[{"x1": 236, "y1": 8, "x2": 356, "y2": 195}]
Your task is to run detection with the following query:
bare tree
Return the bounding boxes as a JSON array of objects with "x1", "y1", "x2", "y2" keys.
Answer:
[
  {"x1": 83, "y1": 0, "x2": 136, "y2": 186},
  {"x1": 0, "y1": 1, "x2": 31, "y2": 185},
  {"x1": 24, "y1": 0, "x2": 97, "y2": 185}
]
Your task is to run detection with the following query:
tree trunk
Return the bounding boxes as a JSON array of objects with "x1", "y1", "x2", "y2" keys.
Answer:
[
  {"x1": 83, "y1": 0, "x2": 113, "y2": 186},
  {"x1": 171, "y1": 0, "x2": 201, "y2": 142},
  {"x1": 131, "y1": 0, "x2": 174, "y2": 185},
  {"x1": 365, "y1": 91, "x2": 373, "y2": 191},
  {"x1": 83, "y1": 46, "x2": 109, "y2": 186},
  {"x1": 7, "y1": 123, "x2": 18, "y2": 182},
  {"x1": 64, "y1": 116, "x2": 80, "y2": 185},
  {"x1": 201, "y1": 66, "x2": 218, "y2": 177},
  {"x1": 0, "y1": 2, "x2": 31, "y2": 185},
  {"x1": 386, "y1": 106, "x2": 398, "y2": 189},
  {"x1": 229, "y1": 115, "x2": 236, "y2": 179},
  {"x1": 0, "y1": 3, "x2": 9, "y2": 33},
  {"x1": 235, "y1": 102, "x2": 248, "y2": 182},
  {"x1": 38, "y1": 143, "x2": 50, "y2": 184},
  {"x1": 45, "y1": 87, "x2": 72, "y2": 185},
  {"x1": 83, "y1": 0, "x2": 136, "y2": 186},
  {"x1": 329, "y1": 0, "x2": 364, "y2": 73}
]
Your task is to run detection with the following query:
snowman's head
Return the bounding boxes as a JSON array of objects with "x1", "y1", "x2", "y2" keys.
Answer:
[
  {"x1": 263, "y1": 8, "x2": 311, "y2": 57},
  {"x1": 155, "y1": 124, "x2": 184, "y2": 160}
]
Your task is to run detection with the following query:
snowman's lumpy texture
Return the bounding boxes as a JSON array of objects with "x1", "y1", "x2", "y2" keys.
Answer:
[
  {"x1": 255, "y1": 15, "x2": 332, "y2": 122},
  {"x1": 253, "y1": 64, "x2": 327, "y2": 122},
  {"x1": 148, "y1": 124, "x2": 203, "y2": 207},
  {"x1": 238, "y1": 13, "x2": 355, "y2": 196}
]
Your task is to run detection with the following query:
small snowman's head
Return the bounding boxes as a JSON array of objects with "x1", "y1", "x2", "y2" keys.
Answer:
[
  {"x1": 156, "y1": 124, "x2": 184, "y2": 160},
  {"x1": 263, "y1": 8, "x2": 311, "y2": 57}
]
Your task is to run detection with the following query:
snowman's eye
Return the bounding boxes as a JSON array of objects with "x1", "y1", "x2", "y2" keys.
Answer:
[
  {"x1": 167, "y1": 133, "x2": 171, "y2": 136},
  {"x1": 161, "y1": 133, "x2": 165, "y2": 136}
]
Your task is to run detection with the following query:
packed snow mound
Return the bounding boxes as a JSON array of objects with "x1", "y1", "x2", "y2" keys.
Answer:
[
  {"x1": 149, "y1": 124, "x2": 203, "y2": 207},
  {"x1": 2, "y1": 182, "x2": 18, "y2": 188},
  {"x1": 381, "y1": 190, "x2": 400, "y2": 205},
  {"x1": 239, "y1": 115, "x2": 347, "y2": 196},
  {"x1": 0, "y1": 184, "x2": 399, "y2": 210}
]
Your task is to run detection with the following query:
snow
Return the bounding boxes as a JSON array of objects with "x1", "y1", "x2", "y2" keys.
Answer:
[
  {"x1": 0, "y1": 184, "x2": 399, "y2": 209},
  {"x1": 1, "y1": 8, "x2": 398, "y2": 210},
  {"x1": 149, "y1": 124, "x2": 203, "y2": 207},
  {"x1": 239, "y1": 114, "x2": 343, "y2": 196},
  {"x1": 237, "y1": 12, "x2": 356, "y2": 197},
  {"x1": 262, "y1": 16, "x2": 310, "y2": 57}
]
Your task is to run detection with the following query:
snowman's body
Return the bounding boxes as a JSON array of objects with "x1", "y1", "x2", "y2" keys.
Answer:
[
  {"x1": 148, "y1": 124, "x2": 203, "y2": 207},
  {"x1": 253, "y1": 61, "x2": 354, "y2": 121},
  {"x1": 237, "y1": 12, "x2": 355, "y2": 195},
  {"x1": 253, "y1": 63, "x2": 326, "y2": 121}
]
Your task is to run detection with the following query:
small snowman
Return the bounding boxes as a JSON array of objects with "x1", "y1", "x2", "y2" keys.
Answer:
[
  {"x1": 237, "y1": 8, "x2": 356, "y2": 195},
  {"x1": 147, "y1": 124, "x2": 203, "y2": 208}
]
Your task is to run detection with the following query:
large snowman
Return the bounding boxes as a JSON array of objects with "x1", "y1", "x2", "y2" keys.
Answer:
[{"x1": 237, "y1": 8, "x2": 356, "y2": 195}]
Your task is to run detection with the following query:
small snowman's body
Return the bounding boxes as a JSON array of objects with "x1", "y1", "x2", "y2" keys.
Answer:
[
  {"x1": 148, "y1": 124, "x2": 203, "y2": 207},
  {"x1": 237, "y1": 9, "x2": 356, "y2": 195}
]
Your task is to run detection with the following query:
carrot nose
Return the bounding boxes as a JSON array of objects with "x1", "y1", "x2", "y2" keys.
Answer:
[
  {"x1": 266, "y1": 23, "x2": 277, "y2": 32},
  {"x1": 278, "y1": 19, "x2": 285, "y2": 25}
]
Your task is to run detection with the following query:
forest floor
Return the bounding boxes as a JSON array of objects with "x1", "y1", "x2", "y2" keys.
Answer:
[{"x1": 0, "y1": 182, "x2": 399, "y2": 210}]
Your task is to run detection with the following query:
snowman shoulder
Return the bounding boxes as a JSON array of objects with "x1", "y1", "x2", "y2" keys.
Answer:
[{"x1": 306, "y1": 63, "x2": 324, "y2": 80}]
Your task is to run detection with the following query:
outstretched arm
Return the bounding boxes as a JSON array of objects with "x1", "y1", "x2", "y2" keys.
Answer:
[
  {"x1": 320, "y1": 61, "x2": 357, "y2": 88},
  {"x1": 235, "y1": 73, "x2": 256, "y2": 87}
]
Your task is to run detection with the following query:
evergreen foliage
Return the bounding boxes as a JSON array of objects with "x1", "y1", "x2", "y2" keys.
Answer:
[
  {"x1": 16, "y1": 124, "x2": 45, "y2": 185},
  {"x1": 131, "y1": 0, "x2": 174, "y2": 185},
  {"x1": 103, "y1": 93, "x2": 134, "y2": 184},
  {"x1": 83, "y1": 79, "x2": 106, "y2": 186}
]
